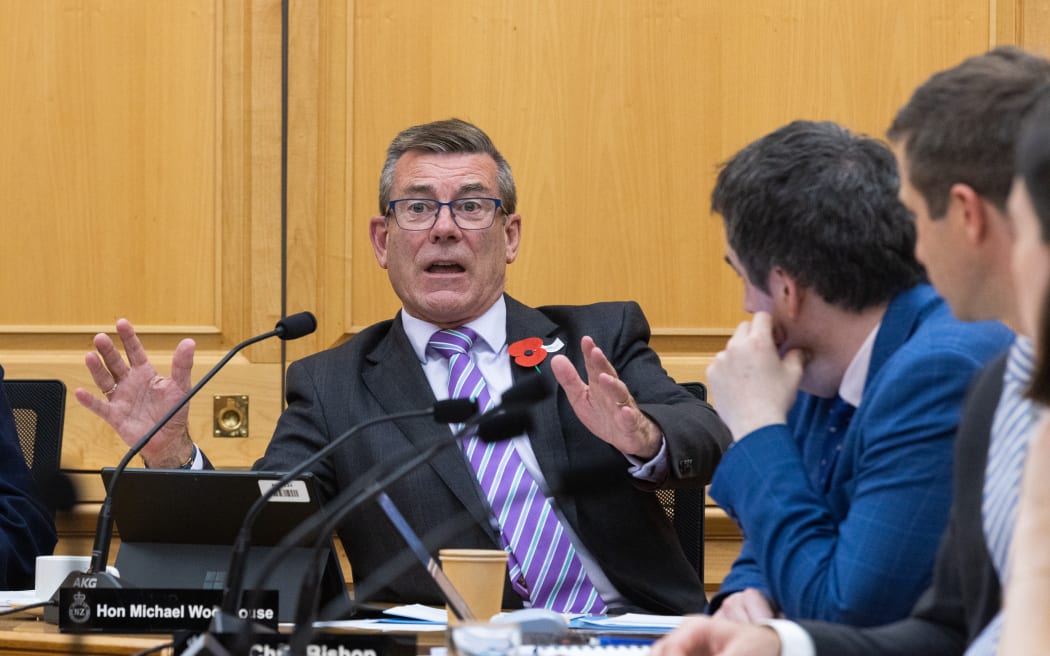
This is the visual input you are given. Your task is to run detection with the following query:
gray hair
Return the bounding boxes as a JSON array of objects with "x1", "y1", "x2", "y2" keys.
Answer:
[{"x1": 377, "y1": 118, "x2": 517, "y2": 214}]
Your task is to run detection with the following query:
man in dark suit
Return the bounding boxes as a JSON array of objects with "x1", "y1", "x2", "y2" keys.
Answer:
[
  {"x1": 76, "y1": 118, "x2": 732, "y2": 614},
  {"x1": 702, "y1": 121, "x2": 1011, "y2": 627},
  {"x1": 651, "y1": 47, "x2": 1050, "y2": 656},
  {"x1": 0, "y1": 364, "x2": 57, "y2": 589}
]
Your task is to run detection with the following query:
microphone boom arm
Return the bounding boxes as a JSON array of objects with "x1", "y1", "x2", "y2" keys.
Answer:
[{"x1": 218, "y1": 405, "x2": 467, "y2": 616}]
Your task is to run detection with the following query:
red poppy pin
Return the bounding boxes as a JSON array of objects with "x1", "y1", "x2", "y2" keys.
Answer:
[{"x1": 509, "y1": 337, "x2": 565, "y2": 370}]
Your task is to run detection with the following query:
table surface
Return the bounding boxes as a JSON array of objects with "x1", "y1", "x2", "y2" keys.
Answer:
[
  {"x1": 0, "y1": 614, "x2": 173, "y2": 655},
  {"x1": 0, "y1": 613, "x2": 449, "y2": 656}
]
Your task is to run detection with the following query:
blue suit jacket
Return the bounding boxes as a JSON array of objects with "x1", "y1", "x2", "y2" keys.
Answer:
[
  {"x1": 709, "y1": 284, "x2": 1013, "y2": 626},
  {"x1": 802, "y1": 354, "x2": 1007, "y2": 654},
  {"x1": 0, "y1": 365, "x2": 57, "y2": 589}
]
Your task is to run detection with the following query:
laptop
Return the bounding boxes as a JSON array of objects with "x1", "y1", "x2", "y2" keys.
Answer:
[{"x1": 101, "y1": 468, "x2": 348, "y2": 623}]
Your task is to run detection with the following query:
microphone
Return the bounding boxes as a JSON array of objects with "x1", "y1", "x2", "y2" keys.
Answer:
[
  {"x1": 217, "y1": 397, "x2": 478, "y2": 619},
  {"x1": 213, "y1": 375, "x2": 544, "y2": 646},
  {"x1": 284, "y1": 407, "x2": 535, "y2": 651},
  {"x1": 219, "y1": 376, "x2": 545, "y2": 620},
  {"x1": 499, "y1": 372, "x2": 549, "y2": 406},
  {"x1": 81, "y1": 312, "x2": 317, "y2": 588},
  {"x1": 254, "y1": 401, "x2": 538, "y2": 596}
]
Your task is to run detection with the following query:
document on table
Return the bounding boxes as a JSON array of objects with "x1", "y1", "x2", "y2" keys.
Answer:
[
  {"x1": 0, "y1": 590, "x2": 40, "y2": 611},
  {"x1": 314, "y1": 607, "x2": 683, "y2": 635},
  {"x1": 568, "y1": 613, "x2": 683, "y2": 633},
  {"x1": 313, "y1": 604, "x2": 449, "y2": 632}
]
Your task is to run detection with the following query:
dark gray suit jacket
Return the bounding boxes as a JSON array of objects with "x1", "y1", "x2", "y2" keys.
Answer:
[
  {"x1": 255, "y1": 296, "x2": 731, "y2": 614},
  {"x1": 803, "y1": 353, "x2": 1006, "y2": 654}
]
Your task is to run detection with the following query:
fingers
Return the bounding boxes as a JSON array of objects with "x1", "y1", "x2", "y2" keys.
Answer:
[
  {"x1": 714, "y1": 589, "x2": 775, "y2": 623},
  {"x1": 726, "y1": 312, "x2": 775, "y2": 348},
  {"x1": 551, "y1": 354, "x2": 585, "y2": 398},
  {"x1": 581, "y1": 336, "x2": 616, "y2": 380},
  {"x1": 651, "y1": 616, "x2": 717, "y2": 656},
  {"x1": 116, "y1": 318, "x2": 149, "y2": 369},
  {"x1": 749, "y1": 311, "x2": 775, "y2": 338},
  {"x1": 89, "y1": 330, "x2": 127, "y2": 384},
  {"x1": 712, "y1": 601, "x2": 751, "y2": 623},
  {"x1": 73, "y1": 386, "x2": 109, "y2": 419},
  {"x1": 782, "y1": 347, "x2": 808, "y2": 384},
  {"x1": 581, "y1": 338, "x2": 634, "y2": 407},
  {"x1": 84, "y1": 349, "x2": 115, "y2": 391},
  {"x1": 169, "y1": 338, "x2": 197, "y2": 391}
]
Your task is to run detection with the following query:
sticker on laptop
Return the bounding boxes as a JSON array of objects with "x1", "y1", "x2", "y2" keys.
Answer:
[{"x1": 257, "y1": 479, "x2": 311, "y2": 503}]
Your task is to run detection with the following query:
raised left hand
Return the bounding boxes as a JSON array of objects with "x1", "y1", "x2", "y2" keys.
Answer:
[{"x1": 551, "y1": 336, "x2": 663, "y2": 459}]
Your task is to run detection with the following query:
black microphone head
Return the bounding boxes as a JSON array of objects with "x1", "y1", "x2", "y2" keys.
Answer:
[
  {"x1": 476, "y1": 408, "x2": 533, "y2": 442},
  {"x1": 433, "y1": 398, "x2": 478, "y2": 423},
  {"x1": 546, "y1": 461, "x2": 627, "y2": 498},
  {"x1": 275, "y1": 312, "x2": 317, "y2": 340},
  {"x1": 501, "y1": 374, "x2": 551, "y2": 407}
]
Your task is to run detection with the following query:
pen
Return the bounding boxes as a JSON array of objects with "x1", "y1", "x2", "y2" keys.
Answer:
[{"x1": 591, "y1": 636, "x2": 656, "y2": 647}]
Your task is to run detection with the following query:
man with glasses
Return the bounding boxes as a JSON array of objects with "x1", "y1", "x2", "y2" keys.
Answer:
[{"x1": 77, "y1": 118, "x2": 731, "y2": 614}]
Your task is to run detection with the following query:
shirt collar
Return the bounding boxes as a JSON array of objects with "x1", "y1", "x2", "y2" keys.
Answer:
[
  {"x1": 839, "y1": 322, "x2": 880, "y2": 407},
  {"x1": 401, "y1": 296, "x2": 508, "y2": 362}
]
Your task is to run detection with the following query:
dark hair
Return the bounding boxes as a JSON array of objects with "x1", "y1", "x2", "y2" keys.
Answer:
[
  {"x1": 711, "y1": 120, "x2": 924, "y2": 311},
  {"x1": 377, "y1": 118, "x2": 517, "y2": 214},
  {"x1": 888, "y1": 46, "x2": 1050, "y2": 218},
  {"x1": 1019, "y1": 94, "x2": 1050, "y2": 404}
]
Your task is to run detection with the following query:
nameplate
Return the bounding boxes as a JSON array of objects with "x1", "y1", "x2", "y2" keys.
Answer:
[
  {"x1": 175, "y1": 632, "x2": 417, "y2": 656},
  {"x1": 58, "y1": 588, "x2": 278, "y2": 633}
]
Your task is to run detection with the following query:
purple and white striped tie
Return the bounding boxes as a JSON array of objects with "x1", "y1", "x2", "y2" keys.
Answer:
[{"x1": 429, "y1": 327, "x2": 604, "y2": 613}]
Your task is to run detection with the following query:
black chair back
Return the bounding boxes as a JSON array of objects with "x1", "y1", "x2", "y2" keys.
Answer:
[
  {"x1": 656, "y1": 381, "x2": 708, "y2": 582},
  {"x1": 4, "y1": 379, "x2": 66, "y2": 507}
]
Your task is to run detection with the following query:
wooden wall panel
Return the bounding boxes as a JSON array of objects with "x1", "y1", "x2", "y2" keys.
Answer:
[
  {"x1": 345, "y1": 0, "x2": 998, "y2": 339},
  {"x1": 3, "y1": 0, "x2": 1049, "y2": 490},
  {"x1": 0, "y1": 0, "x2": 289, "y2": 477},
  {"x1": 0, "y1": 1, "x2": 219, "y2": 329}
]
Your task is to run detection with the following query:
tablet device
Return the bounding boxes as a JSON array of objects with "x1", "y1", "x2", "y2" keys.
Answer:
[{"x1": 100, "y1": 468, "x2": 348, "y2": 623}]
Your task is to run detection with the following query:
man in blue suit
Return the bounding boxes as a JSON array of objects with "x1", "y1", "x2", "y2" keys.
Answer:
[
  {"x1": 0, "y1": 365, "x2": 57, "y2": 589},
  {"x1": 704, "y1": 121, "x2": 1013, "y2": 626}
]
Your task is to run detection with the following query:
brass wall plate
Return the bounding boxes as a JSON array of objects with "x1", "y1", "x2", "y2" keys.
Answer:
[{"x1": 213, "y1": 395, "x2": 249, "y2": 437}]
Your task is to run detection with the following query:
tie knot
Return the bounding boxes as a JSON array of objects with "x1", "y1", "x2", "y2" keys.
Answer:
[{"x1": 429, "y1": 327, "x2": 479, "y2": 360}]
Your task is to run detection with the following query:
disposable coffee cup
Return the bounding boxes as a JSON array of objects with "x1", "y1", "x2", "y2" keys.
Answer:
[
  {"x1": 34, "y1": 555, "x2": 118, "y2": 601},
  {"x1": 439, "y1": 548, "x2": 508, "y2": 625}
]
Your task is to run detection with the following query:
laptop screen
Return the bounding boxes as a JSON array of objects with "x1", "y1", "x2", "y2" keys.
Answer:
[
  {"x1": 99, "y1": 468, "x2": 348, "y2": 622},
  {"x1": 101, "y1": 468, "x2": 331, "y2": 546}
]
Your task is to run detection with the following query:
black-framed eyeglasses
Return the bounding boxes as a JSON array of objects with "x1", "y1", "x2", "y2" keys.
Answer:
[{"x1": 386, "y1": 197, "x2": 504, "y2": 231}]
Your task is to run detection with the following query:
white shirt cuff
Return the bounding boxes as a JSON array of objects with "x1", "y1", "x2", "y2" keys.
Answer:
[
  {"x1": 759, "y1": 619, "x2": 816, "y2": 656},
  {"x1": 186, "y1": 444, "x2": 204, "y2": 470},
  {"x1": 625, "y1": 435, "x2": 670, "y2": 483}
]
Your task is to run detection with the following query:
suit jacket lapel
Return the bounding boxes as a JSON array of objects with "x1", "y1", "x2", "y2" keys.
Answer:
[
  {"x1": 867, "y1": 284, "x2": 939, "y2": 385},
  {"x1": 504, "y1": 296, "x2": 580, "y2": 527},
  {"x1": 361, "y1": 313, "x2": 498, "y2": 540}
]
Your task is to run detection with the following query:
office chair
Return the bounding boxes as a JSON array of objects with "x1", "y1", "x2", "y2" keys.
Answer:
[
  {"x1": 655, "y1": 381, "x2": 708, "y2": 582},
  {"x1": 3, "y1": 379, "x2": 67, "y2": 510}
]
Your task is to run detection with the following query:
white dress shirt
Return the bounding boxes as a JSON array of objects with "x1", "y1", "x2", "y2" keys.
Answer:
[{"x1": 400, "y1": 296, "x2": 629, "y2": 609}]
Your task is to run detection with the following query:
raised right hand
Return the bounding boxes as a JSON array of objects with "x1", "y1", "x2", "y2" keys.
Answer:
[
  {"x1": 75, "y1": 318, "x2": 197, "y2": 468},
  {"x1": 706, "y1": 312, "x2": 806, "y2": 441}
]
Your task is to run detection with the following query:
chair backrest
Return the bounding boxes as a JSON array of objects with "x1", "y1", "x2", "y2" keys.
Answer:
[
  {"x1": 656, "y1": 381, "x2": 708, "y2": 583},
  {"x1": 3, "y1": 379, "x2": 66, "y2": 499}
]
